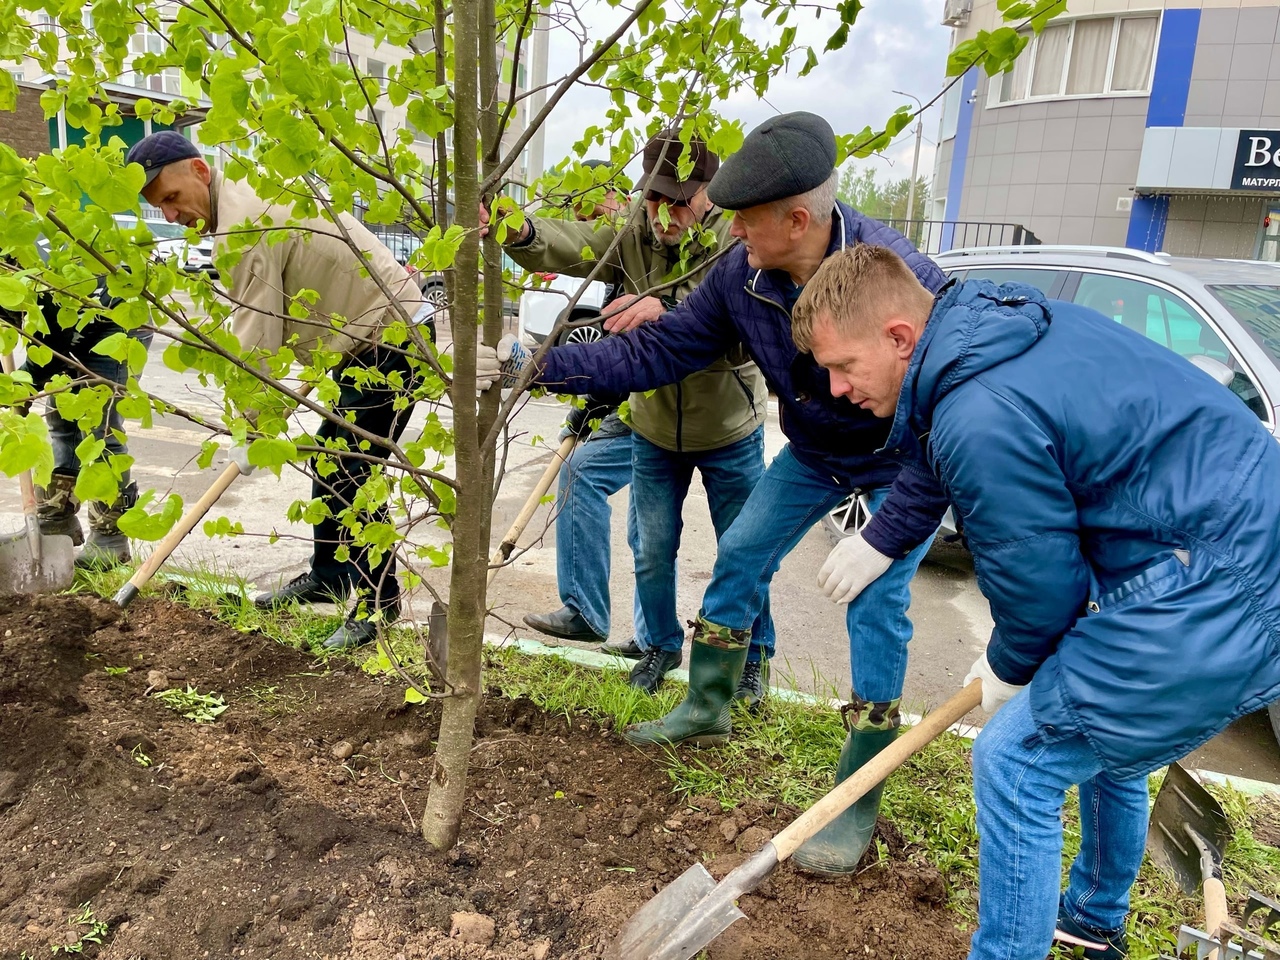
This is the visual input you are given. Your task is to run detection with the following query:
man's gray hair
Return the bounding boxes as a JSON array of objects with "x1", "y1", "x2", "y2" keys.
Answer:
[{"x1": 772, "y1": 169, "x2": 837, "y2": 225}]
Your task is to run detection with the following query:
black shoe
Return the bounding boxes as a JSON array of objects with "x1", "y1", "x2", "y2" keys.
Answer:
[
  {"x1": 601, "y1": 635, "x2": 645, "y2": 659},
  {"x1": 734, "y1": 658, "x2": 768, "y2": 714},
  {"x1": 628, "y1": 647, "x2": 683, "y2": 694},
  {"x1": 1056, "y1": 907, "x2": 1127, "y2": 960},
  {"x1": 321, "y1": 617, "x2": 380, "y2": 651},
  {"x1": 522, "y1": 606, "x2": 606, "y2": 643},
  {"x1": 254, "y1": 573, "x2": 343, "y2": 610}
]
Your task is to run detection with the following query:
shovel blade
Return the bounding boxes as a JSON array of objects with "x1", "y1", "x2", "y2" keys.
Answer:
[
  {"x1": 605, "y1": 863, "x2": 744, "y2": 960},
  {"x1": 1148, "y1": 762, "x2": 1232, "y2": 895},
  {"x1": 0, "y1": 532, "x2": 75, "y2": 596}
]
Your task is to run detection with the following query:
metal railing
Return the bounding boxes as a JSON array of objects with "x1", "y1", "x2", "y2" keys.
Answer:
[{"x1": 879, "y1": 219, "x2": 1040, "y2": 255}]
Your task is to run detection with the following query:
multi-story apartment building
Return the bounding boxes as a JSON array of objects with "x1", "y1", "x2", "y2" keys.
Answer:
[{"x1": 934, "y1": 0, "x2": 1280, "y2": 259}]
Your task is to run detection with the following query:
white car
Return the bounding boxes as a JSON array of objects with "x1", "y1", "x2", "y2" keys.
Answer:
[{"x1": 517, "y1": 273, "x2": 609, "y2": 346}]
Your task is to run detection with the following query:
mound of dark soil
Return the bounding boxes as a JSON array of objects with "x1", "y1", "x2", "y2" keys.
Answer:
[{"x1": 0, "y1": 593, "x2": 970, "y2": 959}]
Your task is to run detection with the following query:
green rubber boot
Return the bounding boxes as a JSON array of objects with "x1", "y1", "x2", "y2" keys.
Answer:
[
  {"x1": 623, "y1": 617, "x2": 750, "y2": 748},
  {"x1": 792, "y1": 697, "x2": 901, "y2": 876}
]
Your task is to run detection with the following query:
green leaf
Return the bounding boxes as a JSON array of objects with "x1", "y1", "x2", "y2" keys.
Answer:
[
  {"x1": 404, "y1": 687, "x2": 427, "y2": 704},
  {"x1": 0, "y1": 276, "x2": 28, "y2": 310},
  {"x1": 0, "y1": 411, "x2": 53, "y2": 484},
  {"x1": 247, "y1": 437, "x2": 297, "y2": 475},
  {"x1": 0, "y1": 70, "x2": 14, "y2": 112},
  {"x1": 116, "y1": 490, "x2": 184, "y2": 541},
  {"x1": 74, "y1": 461, "x2": 121, "y2": 504}
]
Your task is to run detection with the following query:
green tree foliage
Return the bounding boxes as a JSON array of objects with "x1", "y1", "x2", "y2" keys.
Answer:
[
  {"x1": 0, "y1": 0, "x2": 1054, "y2": 849},
  {"x1": 837, "y1": 166, "x2": 931, "y2": 223}
]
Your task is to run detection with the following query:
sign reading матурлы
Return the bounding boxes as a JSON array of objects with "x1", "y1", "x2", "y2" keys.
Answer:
[{"x1": 1233, "y1": 130, "x2": 1280, "y2": 190}]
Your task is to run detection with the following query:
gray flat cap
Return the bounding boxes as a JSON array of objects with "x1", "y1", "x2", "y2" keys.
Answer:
[{"x1": 707, "y1": 112, "x2": 837, "y2": 210}]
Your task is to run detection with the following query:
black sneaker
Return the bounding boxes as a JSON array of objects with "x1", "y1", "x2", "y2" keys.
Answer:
[
  {"x1": 734, "y1": 659, "x2": 768, "y2": 714},
  {"x1": 1056, "y1": 908, "x2": 1128, "y2": 960},
  {"x1": 321, "y1": 616, "x2": 380, "y2": 651},
  {"x1": 254, "y1": 573, "x2": 344, "y2": 610},
  {"x1": 628, "y1": 647, "x2": 683, "y2": 694}
]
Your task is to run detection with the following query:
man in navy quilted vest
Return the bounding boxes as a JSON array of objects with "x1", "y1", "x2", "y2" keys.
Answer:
[
  {"x1": 478, "y1": 112, "x2": 950, "y2": 875},
  {"x1": 791, "y1": 244, "x2": 1280, "y2": 960}
]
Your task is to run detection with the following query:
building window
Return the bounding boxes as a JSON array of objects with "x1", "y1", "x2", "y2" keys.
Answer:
[
  {"x1": 368, "y1": 58, "x2": 387, "y2": 90},
  {"x1": 992, "y1": 14, "x2": 1158, "y2": 106},
  {"x1": 939, "y1": 79, "x2": 962, "y2": 142},
  {"x1": 129, "y1": 18, "x2": 182, "y2": 95}
]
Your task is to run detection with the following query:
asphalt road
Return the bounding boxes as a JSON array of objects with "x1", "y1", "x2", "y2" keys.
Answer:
[{"x1": 2, "y1": 326, "x2": 1277, "y2": 785}]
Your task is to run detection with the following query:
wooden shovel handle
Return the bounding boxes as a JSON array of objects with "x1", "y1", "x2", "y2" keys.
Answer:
[
  {"x1": 114, "y1": 460, "x2": 243, "y2": 607},
  {"x1": 115, "y1": 377, "x2": 325, "y2": 607},
  {"x1": 1204, "y1": 875, "x2": 1229, "y2": 960},
  {"x1": 486, "y1": 434, "x2": 576, "y2": 588},
  {"x1": 2, "y1": 352, "x2": 43, "y2": 561},
  {"x1": 773, "y1": 681, "x2": 984, "y2": 861}
]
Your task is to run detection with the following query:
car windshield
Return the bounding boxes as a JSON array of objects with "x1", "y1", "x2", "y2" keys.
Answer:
[{"x1": 1206, "y1": 284, "x2": 1280, "y2": 365}]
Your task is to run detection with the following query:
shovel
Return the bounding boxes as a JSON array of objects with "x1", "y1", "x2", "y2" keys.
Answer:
[
  {"x1": 607, "y1": 680, "x2": 984, "y2": 960},
  {"x1": 0, "y1": 352, "x2": 76, "y2": 596},
  {"x1": 1148, "y1": 762, "x2": 1233, "y2": 960},
  {"x1": 486, "y1": 434, "x2": 576, "y2": 588},
  {"x1": 112, "y1": 365, "x2": 337, "y2": 608}
]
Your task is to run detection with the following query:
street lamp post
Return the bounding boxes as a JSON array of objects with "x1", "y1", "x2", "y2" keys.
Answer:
[{"x1": 892, "y1": 89, "x2": 924, "y2": 225}]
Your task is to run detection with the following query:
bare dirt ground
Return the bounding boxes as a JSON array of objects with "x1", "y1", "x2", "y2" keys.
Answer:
[{"x1": 0, "y1": 593, "x2": 971, "y2": 959}]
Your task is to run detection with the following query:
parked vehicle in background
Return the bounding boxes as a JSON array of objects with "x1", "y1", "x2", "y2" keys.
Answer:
[
  {"x1": 933, "y1": 244, "x2": 1280, "y2": 750},
  {"x1": 368, "y1": 227, "x2": 449, "y2": 311},
  {"x1": 517, "y1": 273, "x2": 609, "y2": 346},
  {"x1": 115, "y1": 215, "x2": 217, "y2": 277}
]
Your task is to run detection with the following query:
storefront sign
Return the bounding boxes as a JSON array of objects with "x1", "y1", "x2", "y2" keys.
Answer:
[{"x1": 1232, "y1": 130, "x2": 1280, "y2": 190}]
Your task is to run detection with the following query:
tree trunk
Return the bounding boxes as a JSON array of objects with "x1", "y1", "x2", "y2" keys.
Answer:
[{"x1": 421, "y1": 0, "x2": 483, "y2": 853}]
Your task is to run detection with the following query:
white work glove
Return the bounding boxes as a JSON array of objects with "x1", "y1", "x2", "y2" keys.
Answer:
[
  {"x1": 817, "y1": 532, "x2": 894, "y2": 604},
  {"x1": 475, "y1": 334, "x2": 532, "y2": 391},
  {"x1": 231, "y1": 443, "x2": 256, "y2": 477},
  {"x1": 963, "y1": 652, "x2": 1025, "y2": 715}
]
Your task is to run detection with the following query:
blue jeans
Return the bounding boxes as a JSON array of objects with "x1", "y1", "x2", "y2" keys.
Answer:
[
  {"x1": 970, "y1": 691, "x2": 1150, "y2": 960},
  {"x1": 700, "y1": 443, "x2": 932, "y2": 697},
  {"x1": 630, "y1": 427, "x2": 774, "y2": 658},
  {"x1": 39, "y1": 327, "x2": 154, "y2": 482},
  {"x1": 555, "y1": 426, "x2": 651, "y2": 645}
]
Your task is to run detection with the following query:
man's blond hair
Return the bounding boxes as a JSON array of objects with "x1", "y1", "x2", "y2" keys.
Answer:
[{"x1": 792, "y1": 245, "x2": 935, "y2": 351}]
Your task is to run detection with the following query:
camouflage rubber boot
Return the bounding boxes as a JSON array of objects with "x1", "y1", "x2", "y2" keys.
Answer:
[
  {"x1": 792, "y1": 697, "x2": 902, "y2": 875},
  {"x1": 36, "y1": 471, "x2": 84, "y2": 546},
  {"x1": 76, "y1": 482, "x2": 136, "y2": 571},
  {"x1": 622, "y1": 617, "x2": 749, "y2": 748}
]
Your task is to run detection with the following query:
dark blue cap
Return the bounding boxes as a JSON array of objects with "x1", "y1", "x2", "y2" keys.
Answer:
[{"x1": 125, "y1": 131, "x2": 201, "y2": 188}]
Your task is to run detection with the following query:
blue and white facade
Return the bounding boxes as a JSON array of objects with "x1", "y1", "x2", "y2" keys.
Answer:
[{"x1": 934, "y1": 1, "x2": 1280, "y2": 259}]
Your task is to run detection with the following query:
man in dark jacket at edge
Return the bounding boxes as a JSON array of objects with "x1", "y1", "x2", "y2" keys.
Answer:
[
  {"x1": 478, "y1": 112, "x2": 950, "y2": 875},
  {"x1": 791, "y1": 245, "x2": 1280, "y2": 960}
]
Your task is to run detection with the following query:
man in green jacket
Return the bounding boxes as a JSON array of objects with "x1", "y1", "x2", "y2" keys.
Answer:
[{"x1": 481, "y1": 130, "x2": 775, "y2": 699}]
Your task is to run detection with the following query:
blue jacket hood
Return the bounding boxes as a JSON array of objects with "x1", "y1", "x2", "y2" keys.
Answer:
[{"x1": 887, "y1": 280, "x2": 1052, "y2": 457}]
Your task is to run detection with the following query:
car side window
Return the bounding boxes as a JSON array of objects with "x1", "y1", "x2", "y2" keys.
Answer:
[
  {"x1": 1073, "y1": 273, "x2": 1266, "y2": 421},
  {"x1": 955, "y1": 267, "x2": 1064, "y2": 297}
]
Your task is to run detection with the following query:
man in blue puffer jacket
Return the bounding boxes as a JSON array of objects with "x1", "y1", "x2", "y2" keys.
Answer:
[
  {"x1": 791, "y1": 244, "x2": 1280, "y2": 960},
  {"x1": 479, "y1": 113, "x2": 950, "y2": 874}
]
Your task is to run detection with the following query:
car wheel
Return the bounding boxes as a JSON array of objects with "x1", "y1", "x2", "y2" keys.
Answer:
[
  {"x1": 820, "y1": 493, "x2": 872, "y2": 543},
  {"x1": 556, "y1": 311, "x2": 605, "y2": 347},
  {"x1": 423, "y1": 283, "x2": 448, "y2": 308}
]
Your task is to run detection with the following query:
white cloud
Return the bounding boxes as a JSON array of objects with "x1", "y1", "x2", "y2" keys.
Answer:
[{"x1": 533, "y1": 0, "x2": 952, "y2": 190}]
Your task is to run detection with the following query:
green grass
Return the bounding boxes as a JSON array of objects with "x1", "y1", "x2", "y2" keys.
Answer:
[{"x1": 75, "y1": 563, "x2": 1280, "y2": 959}]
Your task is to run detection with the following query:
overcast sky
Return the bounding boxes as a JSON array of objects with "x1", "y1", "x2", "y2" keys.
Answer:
[{"x1": 534, "y1": 0, "x2": 954, "y2": 190}]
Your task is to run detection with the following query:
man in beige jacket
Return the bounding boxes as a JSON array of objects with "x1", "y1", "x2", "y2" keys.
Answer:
[{"x1": 127, "y1": 131, "x2": 424, "y2": 651}]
